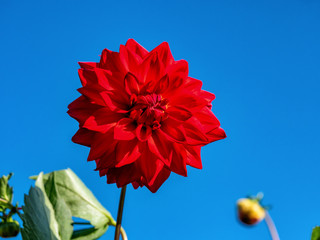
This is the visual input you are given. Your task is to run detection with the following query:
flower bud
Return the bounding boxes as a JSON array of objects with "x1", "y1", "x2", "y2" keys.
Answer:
[
  {"x1": 237, "y1": 198, "x2": 266, "y2": 225},
  {"x1": 0, "y1": 220, "x2": 20, "y2": 238}
]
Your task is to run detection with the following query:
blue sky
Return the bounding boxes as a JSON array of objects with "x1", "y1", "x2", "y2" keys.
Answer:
[{"x1": 1, "y1": 0, "x2": 320, "y2": 239}]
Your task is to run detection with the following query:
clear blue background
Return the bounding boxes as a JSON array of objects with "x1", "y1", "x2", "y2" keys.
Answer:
[{"x1": 1, "y1": 0, "x2": 320, "y2": 239}]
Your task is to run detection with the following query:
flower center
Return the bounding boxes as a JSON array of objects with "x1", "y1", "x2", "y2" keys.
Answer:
[{"x1": 129, "y1": 93, "x2": 168, "y2": 129}]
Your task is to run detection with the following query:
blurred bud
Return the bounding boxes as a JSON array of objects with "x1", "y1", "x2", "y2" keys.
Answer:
[
  {"x1": 0, "y1": 219, "x2": 20, "y2": 238},
  {"x1": 237, "y1": 196, "x2": 266, "y2": 225}
]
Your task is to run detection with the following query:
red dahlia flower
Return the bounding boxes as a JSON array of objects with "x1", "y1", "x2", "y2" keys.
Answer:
[{"x1": 68, "y1": 39, "x2": 226, "y2": 193}]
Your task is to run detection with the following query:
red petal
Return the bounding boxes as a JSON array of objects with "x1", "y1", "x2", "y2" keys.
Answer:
[
  {"x1": 148, "y1": 131, "x2": 172, "y2": 167},
  {"x1": 146, "y1": 162, "x2": 171, "y2": 193},
  {"x1": 168, "y1": 92, "x2": 208, "y2": 112},
  {"x1": 83, "y1": 117, "x2": 116, "y2": 133},
  {"x1": 152, "y1": 74, "x2": 169, "y2": 93},
  {"x1": 71, "y1": 128, "x2": 95, "y2": 147},
  {"x1": 207, "y1": 127, "x2": 227, "y2": 142},
  {"x1": 67, "y1": 96, "x2": 101, "y2": 125},
  {"x1": 88, "y1": 130, "x2": 117, "y2": 161},
  {"x1": 78, "y1": 62, "x2": 98, "y2": 69},
  {"x1": 167, "y1": 74, "x2": 184, "y2": 93},
  {"x1": 200, "y1": 90, "x2": 216, "y2": 103},
  {"x1": 194, "y1": 107, "x2": 220, "y2": 132},
  {"x1": 125, "y1": 39, "x2": 149, "y2": 59},
  {"x1": 107, "y1": 163, "x2": 140, "y2": 188},
  {"x1": 99, "y1": 48, "x2": 126, "y2": 76},
  {"x1": 95, "y1": 149, "x2": 117, "y2": 171},
  {"x1": 163, "y1": 60, "x2": 189, "y2": 93},
  {"x1": 169, "y1": 143, "x2": 187, "y2": 176},
  {"x1": 185, "y1": 146, "x2": 202, "y2": 169},
  {"x1": 96, "y1": 68, "x2": 125, "y2": 91},
  {"x1": 98, "y1": 91, "x2": 129, "y2": 113},
  {"x1": 124, "y1": 72, "x2": 140, "y2": 95},
  {"x1": 78, "y1": 86, "x2": 129, "y2": 113},
  {"x1": 138, "y1": 145, "x2": 165, "y2": 185},
  {"x1": 114, "y1": 118, "x2": 137, "y2": 140},
  {"x1": 106, "y1": 89, "x2": 130, "y2": 108},
  {"x1": 78, "y1": 68, "x2": 111, "y2": 90},
  {"x1": 149, "y1": 42, "x2": 174, "y2": 67},
  {"x1": 82, "y1": 109, "x2": 124, "y2": 133},
  {"x1": 136, "y1": 124, "x2": 152, "y2": 142},
  {"x1": 184, "y1": 77, "x2": 203, "y2": 93},
  {"x1": 160, "y1": 118, "x2": 186, "y2": 143},
  {"x1": 77, "y1": 87, "x2": 108, "y2": 107},
  {"x1": 183, "y1": 117, "x2": 209, "y2": 145},
  {"x1": 168, "y1": 60, "x2": 188, "y2": 76},
  {"x1": 167, "y1": 106, "x2": 192, "y2": 122},
  {"x1": 131, "y1": 181, "x2": 142, "y2": 189},
  {"x1": 137, "y1": 52, "x2": 165, "y2": 84},
  {"x1": 79, "y1": 68, "x2": 126, "y2": 106},
  {"x1": 115, "y1": 139, "x2": 141, "y2": 167},
  {"x1": 119, "y1": 44, "x2": 141, "y2": 73}
]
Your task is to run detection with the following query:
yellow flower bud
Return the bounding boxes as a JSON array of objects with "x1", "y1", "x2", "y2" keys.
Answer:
[{"x1": 237, "y1": 198, "x2": 266, "y2": 225}]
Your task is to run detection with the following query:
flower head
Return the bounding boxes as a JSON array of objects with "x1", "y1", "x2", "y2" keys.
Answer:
[
  {"x1": 68, "y1": 39, "x2": 226, "y2": 192},
  {"x1": 237, "y1": 195, "x2": 266, "y2": 225}
]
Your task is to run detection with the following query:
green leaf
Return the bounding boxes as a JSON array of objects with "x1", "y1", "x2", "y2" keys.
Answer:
[
  {"x1": 44, "y1": 172, "x2": 73, "y2": 240},
  {"x1": 21, "y1": 173, "x2": 61, "y2": 240},
  {"x1": 71, "y1": 225, "x2": 109, "y2": 240},
  {"x1": 312, "y1": 226, "x2": 320, "y2": 240},
  {"x1": 31, "y1": 169, "x2": 116, "y2": 239},
  {"x1": 0, "y1": 173, "x2": 13, "y2": 211}
]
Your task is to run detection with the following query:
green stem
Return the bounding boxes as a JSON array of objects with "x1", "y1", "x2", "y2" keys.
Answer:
[
  {"x1": 114, "y1": 185, "x2": 127, "y2": 240},
  {"x1": 265, "y1": 211, "x2": 280, "y2": 240},
  {"x1": 0, "y1": 198, "x2": 9, "y2": 205},
  {"x1": 0, "y1": 198, "x2": 23, "y2": 221},
  {"x1": 15, "y1": 210, "x2": 23, "y2": 220}
]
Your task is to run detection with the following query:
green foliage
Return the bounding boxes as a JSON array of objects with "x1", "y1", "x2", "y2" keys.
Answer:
[
  {"x1": 22, "y1": 169, "x2": 115, "y2": 240},
  {"x1": 44, "y1": 172, "x2": 73, "y2": 240},
  {"x1": 71, "y1": 225, "x2": 109, "y2": 240},
  {"x1": 21, "y1": 173, "x2": 61, "y2": 240},
  {"x1": 39, "y1": 169, "x2": 115, "y2": 228},
  {"x1": 0, "y1": 173, "x2": 13, "y2": 211},
  {"x1": 0, "y1": 173, "x2": 21, "y2": 238},
  {"x1": 312, "y1": 226, "x2": 320, "y2": 240}
]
